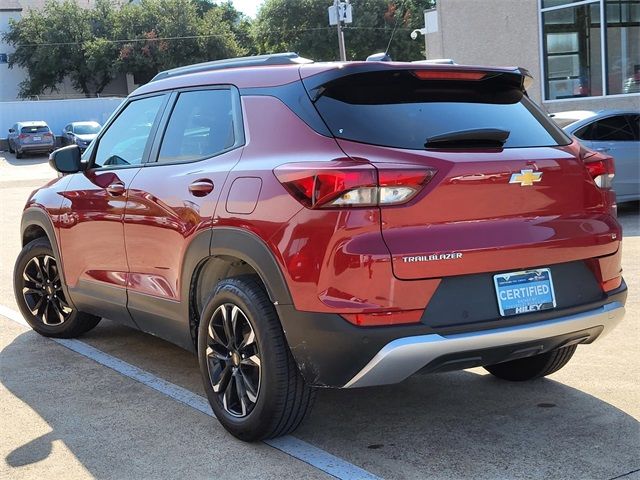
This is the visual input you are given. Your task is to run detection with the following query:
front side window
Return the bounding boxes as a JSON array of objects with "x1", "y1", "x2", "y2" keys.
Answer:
[
  {"x1": 157, "y1": 89, "x2": 236, "y2": 164},
  {"x1": 93, "y1": 95, "x2": 165, "y2": 168}
]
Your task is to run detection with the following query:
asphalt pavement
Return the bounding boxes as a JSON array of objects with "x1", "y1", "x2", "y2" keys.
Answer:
[{"x1": 1, "y1": 152, "x2": 638, "y2": 480}]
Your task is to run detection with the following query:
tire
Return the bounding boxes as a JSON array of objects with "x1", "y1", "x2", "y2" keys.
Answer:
[
  {"x1": 198, "y1": 275, "x2": 315, "y2": 441},
  {"x1": 484, "y1": 345, "x2": 577, "y2": 381},
  {"x1": 15, "y1": 149, "x2": 23, "y2": 159},
  {"x1": 8, "y1": 141, "x2": 14, "y2": 154},
  {"x1": 14, "y1": 237, "x2": 101, "y2": 338}
]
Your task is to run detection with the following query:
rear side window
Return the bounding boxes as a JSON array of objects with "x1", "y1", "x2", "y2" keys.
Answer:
[
  {"x1": 312, "y1": 71, "x2": 570, "y2": 149},
  {"x1": 157, "y1": 89, "x2": 235, "y2": 164},
  {"x1": 21, "y1": 125, "x2": 49, "y2": 134},
  {"x1": 577, "y1": 115, "x2": 636, "y2": 142}
]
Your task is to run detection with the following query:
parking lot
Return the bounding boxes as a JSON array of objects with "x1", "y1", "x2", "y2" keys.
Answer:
[{"x1": 1, "y1": 152, "x2": 638, "y2": 480}]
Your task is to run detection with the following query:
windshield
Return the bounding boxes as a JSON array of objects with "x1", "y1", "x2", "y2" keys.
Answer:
[
  {"x1": 313, "y1": 70, "x2": 571, "y2": 149},
  {"x1": 74, "y1": 123, "x2": 101, "y2": 135}
]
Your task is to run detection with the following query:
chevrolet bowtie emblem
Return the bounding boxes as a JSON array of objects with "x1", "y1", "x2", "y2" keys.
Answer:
[{"x1": 509, "y1": 169, "x2": 542, "y2": 186}]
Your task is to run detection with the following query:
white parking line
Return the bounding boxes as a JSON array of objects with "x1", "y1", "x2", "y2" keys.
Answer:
[{"x1": 0, "y1": 304, "x2": 381, "y2": 480}]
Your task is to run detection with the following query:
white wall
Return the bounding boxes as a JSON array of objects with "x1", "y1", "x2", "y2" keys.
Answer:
[{"x1": 0, "y1": 97, "x2": 124, "y2": 140}]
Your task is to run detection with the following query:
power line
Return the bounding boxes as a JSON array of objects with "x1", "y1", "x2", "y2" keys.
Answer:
[{"x1": 12, "y1": 26, "x2": 415, "y2": 48}]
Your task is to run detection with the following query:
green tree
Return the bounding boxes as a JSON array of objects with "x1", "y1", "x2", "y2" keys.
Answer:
[
  {"x1": 253, "y1": 0, "x2": 434, "y2": 62},
  {"x1": 114, "y1": 0, "x2": 243, "y2": 84},
  {"x1": 3, "y1": 0, "x2": 249, "y2": 98},
  {"x1": 3, "y1": 0, "x2": 119, "y2": 98}
]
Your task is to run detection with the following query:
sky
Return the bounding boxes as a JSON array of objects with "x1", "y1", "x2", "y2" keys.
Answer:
[{"x1": 231, "y1": 0, "x2": 263, "y2": 18}]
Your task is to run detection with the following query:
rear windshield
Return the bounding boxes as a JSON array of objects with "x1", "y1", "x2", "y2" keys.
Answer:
[
  {"x1": 313, "y1": 71, "x2": 571, "y2": 149},
  {"x1": 21, "y1": 125, "x2": 49, "y2": 134}
]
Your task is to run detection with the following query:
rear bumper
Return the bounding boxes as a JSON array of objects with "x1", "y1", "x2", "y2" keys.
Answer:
[
  {"x1": 18, "y1": 143, "x2": 54, "y2": 152},
  {"x1": 344, "y1": 300, "x2": 624, "y2": 388},
  {"x1": 277, "y1": 280, "x2": 627, "y2": 388}
]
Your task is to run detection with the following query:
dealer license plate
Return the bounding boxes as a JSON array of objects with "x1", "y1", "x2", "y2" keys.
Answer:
[{"x1": 493, "y1": 268, "x2": 556, "y2": 317}]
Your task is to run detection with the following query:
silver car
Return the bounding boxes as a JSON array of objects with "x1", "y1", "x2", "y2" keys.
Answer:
[
  {"x1": 62, "y1": 121, "x2": 102, "y2": 152},
  {"x1": 552, "y1": 110, "x2": 639, "y2": 203},
  {"x1": 8, "y1": 121, "x2": 56, "y2": 159}
]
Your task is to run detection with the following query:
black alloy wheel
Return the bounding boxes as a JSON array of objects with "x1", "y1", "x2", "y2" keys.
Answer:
[
  {"x1": 205, "y1": 302, "x2": 261, "y2": 417},
  {"x1": 21, "y1": 254, "x2": 72, "y2": 325}
]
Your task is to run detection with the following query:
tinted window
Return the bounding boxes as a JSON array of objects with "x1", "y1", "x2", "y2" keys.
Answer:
[
  {"x1": 94, "y1": 95, "x2": 164, "y2": 168},
  {"x1": 580, "y1": 115, "x2": 635, "y2": 141},
  {"x1": 157, "y1": 89, "x2": 235, "y2": 163},
  {"x1": 21, "y1": 125, "x2": 49, "y2": 134},
  {"x1": 626, "y1": 114, "x2": 639, "y2": 141},
  {"x1": 313, "y1": 71, "x2": 570, "y2": 149}
]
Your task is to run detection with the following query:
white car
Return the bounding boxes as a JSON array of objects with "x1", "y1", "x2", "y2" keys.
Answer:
[{"x1": 551, "y1": 110, "x2": 639, "y2": 203}]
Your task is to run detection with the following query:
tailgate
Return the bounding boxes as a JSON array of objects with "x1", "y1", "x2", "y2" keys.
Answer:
[
  {"x1": 338, "y1": 139, "x2": 620, "y2": 280},
  {"x1": 306, "y1": 65, "x2": 620, "y2": 280}
]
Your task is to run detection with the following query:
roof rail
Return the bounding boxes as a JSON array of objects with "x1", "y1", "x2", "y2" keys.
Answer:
[{"x1": 151, "y1": 52, "x2": 314, "y2": 82}]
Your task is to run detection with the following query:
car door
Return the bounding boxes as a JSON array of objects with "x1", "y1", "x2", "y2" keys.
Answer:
[
  {"x1": 57, "y1": 93, "x2": 169, "y2": 325},
  {"x1": 585, "y1": 115, "x2": 639, "y2": 201},
  {"x1": 123, "y1": 86, "x2": 244, "y2": 348}
]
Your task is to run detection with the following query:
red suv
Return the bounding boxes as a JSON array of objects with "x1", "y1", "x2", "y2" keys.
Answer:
[{"x1": 14, "y1": 53, "x2": 627, "y2": 441}]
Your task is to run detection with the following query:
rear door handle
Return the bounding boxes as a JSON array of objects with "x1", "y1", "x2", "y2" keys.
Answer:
[
  {"x1": 189, "y1": 179, "x2": 214, "y2": 197},
  {"x1": 106, "y1": 182, "x2": 125, "y2": 196}
]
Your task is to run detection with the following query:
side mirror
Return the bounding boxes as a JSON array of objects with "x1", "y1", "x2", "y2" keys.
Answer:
[
  {"x1": 9, "y1": 128, "x2": 14, "y2": 133},
  {"x1": 49, "y1": 145, "x2": 82, "y2": 173}
]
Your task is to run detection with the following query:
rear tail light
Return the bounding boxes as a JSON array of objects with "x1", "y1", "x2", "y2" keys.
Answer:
[
  {"x1": 274, "y1": 160, "x2": 436, "y2": 209},
  {"x1": 580, "y1": 146, "x2": 615, "y2": 189},
  {"x1": 18, "y1": 133, "x2": 27, "y2": 139}
]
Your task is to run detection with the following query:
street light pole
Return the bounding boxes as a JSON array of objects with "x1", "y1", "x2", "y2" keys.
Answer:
[{"x1": 335, "y1": 0, "x2": 347, "y2": 61}]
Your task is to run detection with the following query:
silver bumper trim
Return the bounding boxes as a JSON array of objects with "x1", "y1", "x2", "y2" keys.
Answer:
[{"x1": 344, "y1": 302, "x2": 625, "y2": 388}]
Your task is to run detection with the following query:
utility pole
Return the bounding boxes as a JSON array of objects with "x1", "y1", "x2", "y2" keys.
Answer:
[
  {"x1": 329, "y1": 0, "x2": 351, "y2": 61},
  {"x1": 335, "y1": 0, "x2": 346, "y2": 61}
]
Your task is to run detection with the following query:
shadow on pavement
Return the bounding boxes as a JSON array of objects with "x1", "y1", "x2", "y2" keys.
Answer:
[
  {"x1": 1, "y1": 329, "x2": 324, "y2": 479},
  {"x1": 298, "y1": 367, "x2": 640, "y2": 479},
  {"x1": 1, "y1": 152, "x2": 50, "y2": 166},
  {"x1": 2, "y1": 326, "x2": 638, "y2": 480}
]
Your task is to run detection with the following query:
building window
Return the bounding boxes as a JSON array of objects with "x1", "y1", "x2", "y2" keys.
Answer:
[
  {"x1": 607, "y1": 0, "x2": 640, "y2": 93},
  {"x1": 540, "y1": 0, "x2": 640, "y2": 100}
]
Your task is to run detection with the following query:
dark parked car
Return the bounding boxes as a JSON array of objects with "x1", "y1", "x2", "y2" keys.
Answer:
[
  {"x1": 14, "y1": 53, "x2": 627, "y2": 442},
  {"x1": 551, "y1": 110, "x2": 639, "y2": 203},
  {"x1": 8, "y1": 121, "x2": 55, "y2": 158},
  {"x1": 62, "y1": 121, "x2": 102, "y2": 152}
]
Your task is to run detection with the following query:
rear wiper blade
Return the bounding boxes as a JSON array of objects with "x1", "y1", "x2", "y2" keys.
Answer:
[{"x1": 425, "y1": 128, "x2": 510, "y2": 148}]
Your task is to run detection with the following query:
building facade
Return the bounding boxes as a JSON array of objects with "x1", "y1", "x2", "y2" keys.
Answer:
[{"x1": 424, "y1": 0, "x2": 640, "y2": 113}]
